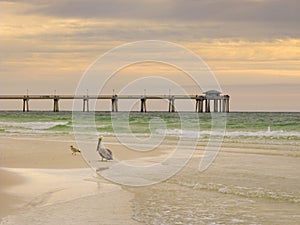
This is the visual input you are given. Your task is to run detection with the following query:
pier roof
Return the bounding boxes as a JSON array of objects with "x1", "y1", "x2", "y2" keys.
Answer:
[{"x1": 204, "y1": 90, "x2": 221, "y2": 96}]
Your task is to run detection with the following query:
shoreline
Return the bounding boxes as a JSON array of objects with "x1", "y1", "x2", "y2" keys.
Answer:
[
  {"x1": 0, "y1": 137, "x2": 142, "y2": 224},
  {"x1": 0, "y1": 167, "x2": 141, "y2": 225},
  {"x1": 1, "y1": 134, "x2": 299, "y2": 224}
]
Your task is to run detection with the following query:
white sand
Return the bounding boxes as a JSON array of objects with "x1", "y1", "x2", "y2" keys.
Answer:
[
  {"x1": 0, "y1": 137, "x2": 142, "y2": 224},
  {"x1": 0, "y1": 168, "x2": 140, "y2": 225}
]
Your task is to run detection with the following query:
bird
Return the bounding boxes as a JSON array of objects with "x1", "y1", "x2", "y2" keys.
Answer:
[
  {"x1": 96, "y1": 136, "x2": 113, "y2": 161},
  {"x1": 70, "y1": 145, "x2": 81, "y2": 155}
]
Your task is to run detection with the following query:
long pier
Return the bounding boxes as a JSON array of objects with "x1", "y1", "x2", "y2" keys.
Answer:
[{"x1": 0, "y1": 91, "x2": 230, "y2": 113}]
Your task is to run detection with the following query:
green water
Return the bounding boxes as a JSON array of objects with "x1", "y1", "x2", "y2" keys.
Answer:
[{"x1": 0, "y1": 111, "x2": 299, "y2": 143}]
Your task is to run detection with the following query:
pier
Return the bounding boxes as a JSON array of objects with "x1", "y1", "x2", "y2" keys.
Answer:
[{"x1": 0, "y1": 90, "x2": 230, "y2": 113}]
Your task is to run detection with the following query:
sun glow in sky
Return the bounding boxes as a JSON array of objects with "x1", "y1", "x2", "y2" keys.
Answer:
[{"x1": 1, "y1": 0, "x2": 299, "y2": 111}]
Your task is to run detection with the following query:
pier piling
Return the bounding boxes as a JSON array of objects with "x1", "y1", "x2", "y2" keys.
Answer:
[
  {"x1": 22, "y1": 96, "x2": 29, "y2": 112},
  {"x1": 111, "y1": 95, "x2": 118, "y2": 112},
  {"x1": 83, "y1": 97, "x2": 89, "y2": 112},
  {"x1": 53, "y1": 97, "x2": 59, "y2": 112},
  {"x1": 168, "y1": 96, "x2": 175, "y2": 112},
  {"x1": 195, "y1": 96, "x2": 204, "y2": 113},
  {"x1": 141, "y1": 98, "x2": 147, "y2": 112}
]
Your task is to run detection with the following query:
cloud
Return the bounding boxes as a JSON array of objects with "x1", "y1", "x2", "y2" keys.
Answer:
[
  {"x1": 18, "y1": 0, "x2": 298, "y2": 22},
  {"x1": 0, "y1": 0, "x2": 293, "y2": 39},
  {"x1": 1, "y1": 0, "x2": 299, "y2": 111}
]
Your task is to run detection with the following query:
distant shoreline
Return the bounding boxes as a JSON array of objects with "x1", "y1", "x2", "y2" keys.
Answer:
[{"x1": 0, "y1": 110, "x2": 299, "y2": 113}]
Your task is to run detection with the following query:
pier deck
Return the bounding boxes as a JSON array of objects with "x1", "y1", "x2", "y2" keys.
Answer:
[{"x1": 0, "y1": 93, "x2": 230, "y2": 113}]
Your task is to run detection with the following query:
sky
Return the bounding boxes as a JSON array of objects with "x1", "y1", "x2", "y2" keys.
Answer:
[{"x1": 0, "y1": 0, "x2": 299, "y2": 111}]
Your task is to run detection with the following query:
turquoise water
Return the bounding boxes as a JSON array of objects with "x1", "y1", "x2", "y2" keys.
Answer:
[{"x1": 0, "y1": 111, "x2": 299, "y2": 145}]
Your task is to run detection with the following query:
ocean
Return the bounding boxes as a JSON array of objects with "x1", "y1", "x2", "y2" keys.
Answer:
[
  {"x1": 0, "y1": 111, "x2": 299, "y2": 146},
  {"x1": 1, "y1": 111, "x2": 299, "y2": 224}
]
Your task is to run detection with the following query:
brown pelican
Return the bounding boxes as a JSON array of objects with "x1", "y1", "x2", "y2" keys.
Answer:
[
  {"x1": 70, "y1": 145, "x2": 81, "y2": 155},
  {"x1": 96, "y1": 136, "x2": 113, "y2": 161}
]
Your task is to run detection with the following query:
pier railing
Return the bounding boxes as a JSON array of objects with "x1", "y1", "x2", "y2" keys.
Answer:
[{"x1": 0, "y1": 94, "x2": 230, "y2": 113}]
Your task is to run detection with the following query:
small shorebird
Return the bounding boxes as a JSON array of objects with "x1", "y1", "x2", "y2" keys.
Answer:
[
  {"x1": 96, "y1": 136, "x2": 113, "y2": 161},
  {"x1": 70, "y1": 145, "x2": 81, "y2": 155}
]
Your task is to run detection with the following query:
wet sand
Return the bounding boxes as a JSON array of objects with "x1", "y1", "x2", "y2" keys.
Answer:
[
  {"x1": 0, "y1": 169, "x2": 25, "y2": 218},
  {"x1": 1, "y1": 136, "x2": 299, "y2": 224},
  {"x1": 0, "y1": 137, "x2": 141, "y2": 224}
]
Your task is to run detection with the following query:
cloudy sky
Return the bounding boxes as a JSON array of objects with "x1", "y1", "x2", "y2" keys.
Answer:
[{"x1": 1, "y1": 0, "x2": 299, "y2": 111}]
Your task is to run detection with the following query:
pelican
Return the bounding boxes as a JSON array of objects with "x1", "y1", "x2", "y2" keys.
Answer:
[
  {"x1": 70, "y1": 145, "x2": 81, "y2": 155},
  {"x1": 96, "y1": 136, "x2": 113, "y2": 161}
]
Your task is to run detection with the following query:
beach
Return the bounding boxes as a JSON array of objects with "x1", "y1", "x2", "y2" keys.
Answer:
[
  {"x1": 0, "y1": 137, "x2": 141, "y2": 224},
  {"x1": 129, "y1": 146, "x2": 300, "y2": 224},
  {"x1": 0, "y1": 111, "x2": 300, "y2": 224}
]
